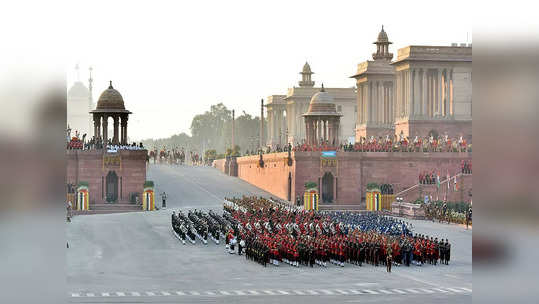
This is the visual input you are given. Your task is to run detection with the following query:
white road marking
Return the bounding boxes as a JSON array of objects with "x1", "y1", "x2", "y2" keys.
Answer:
[
  {"x1": 293, "y1": 290, "x2": 306, "y2": 295},
  {"x1": 264, "y1": 290, "x2": 276, "y2": 295},
  {"x1": 405, "y1": 289, "x2": 421, "y2": 294},
  {"x1": 71, "y1": 293, "x2": 80, "y2": 297},
  {"x1": 205, "y1": 291, "x2": 216, "y2": 296},
  {"x1": 146, "y1": 292, "x2": 156, "y2": 296},
  {"x1": 116, "y1": 292, "x2": 125, "y2": 296},
  {"x1": 277, "y1": 290, "x2": 289, "y2": 295},
  {"x1": 320, "y1": 289, "x2": 335, "y2": 295},
  {"x1": 131, "y1": 292, "x2": 140, "y2": 296},
  {"x1": 391, "y1": 289, "x2": 406, "y2": 294},
  {"x1": 348, "y1": 289, "x2": 363, "y2": 294},
  {"x1": 175, "y1": 291, "x2": 186, "y2": 296},
  {"x1": 335, "y1": 289, "x2": 349, "y2": 295},
  {"x1": 248, "y1": 290, "x2": 260, "y2": 295},
  {"x1": 101, "y1": 293, "x2": 110, "y2": 297},
  {"x1": 86, "y1": 293, "x2": 95, "y2": 297},
  {"x1": 190, "y1": 291, "x2": 200, "y2": 296},
  {"x1": 362, "y1": 289, "x2": 379, "y2": 294},
  {"x1": 432, "y1": 288, "x2": 450, "y2": 293},
  {"x1": 379, "y1": 289, "x2": 393, "y2": 294},
  {"x1": 419, "y1": 288, "x2": 435, "y2": 293},
  {"x1": 460, "y1": 287, "x2": 473, "y2": 292},
  {"x1": 233, "y1": 290, "x2": 246, "y2": 295},
  {"x1": 446, "y1": 288, "x2": 465, "y2": 293},
  {"x1": 161, "y1": 291, "x2": 171, "y2": 296},
  {"x1": 219, "y1": 290, "x2": 232, "y2": 295},
  {"x1": 306, "y1": 290, "x2": 319, "y2": 295}
]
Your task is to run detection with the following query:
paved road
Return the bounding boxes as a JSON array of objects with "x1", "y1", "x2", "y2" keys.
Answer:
[{"x1": 67, "y1": 164, "x2": 472, "y2": 303}]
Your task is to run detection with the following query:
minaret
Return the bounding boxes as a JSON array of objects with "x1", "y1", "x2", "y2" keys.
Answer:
[
  {"x1": 372, "y1": 25, "x2": 393, "y2": 61},
  {"x1": 298, "y1": 62, "x2": 315, "y2": 87}
]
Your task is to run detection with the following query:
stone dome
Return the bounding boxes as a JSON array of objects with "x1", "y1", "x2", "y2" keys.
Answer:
[
  {"x1": 303, "y1": 84, "x2": 342, "y2": 117},
  {"x1": 376, "y1": 25, "x2": 389, "y2": 43},
  {"x1": 68, "y1": 81, "x2": 89, "y2": 100},
  {"x1": 310, "y1": 90, "x2": 334, "y2": 104},
  {"x1": 302, "y1": 62, "x2": 313, "y2": 74},
  {"x1": 96, "y1": 81, "x2": 125, "y2": 110}
]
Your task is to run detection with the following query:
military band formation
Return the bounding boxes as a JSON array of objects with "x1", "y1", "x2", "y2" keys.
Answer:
[{"x1": 170, "y1": 196, "x2": 451, "y2": 272}]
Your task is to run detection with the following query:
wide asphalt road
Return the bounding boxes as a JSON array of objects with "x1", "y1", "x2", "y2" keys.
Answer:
[{"x1": 67, "y1": 164, "x2": 472, "y2": 304}]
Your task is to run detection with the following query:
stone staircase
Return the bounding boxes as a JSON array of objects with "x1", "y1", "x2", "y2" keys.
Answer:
[
  {"x1": 73, "y1": 203, "x2": 143, "y2": 215},
  {"x1": 395, "y1": 173, "x2": 472, "y2": 203}
]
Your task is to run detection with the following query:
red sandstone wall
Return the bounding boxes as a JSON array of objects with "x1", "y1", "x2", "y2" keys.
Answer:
[
  {"x1": 236, "y1": 153, "x2": 294, "y2": 201},
  {"x1": 213, "y1": 158, "x2": 226, "y2": 172},
  {"x1": 214, "y1": 151, "x2": 472, "y2": 208},
  {"x1": 66, "y1": 150, "x2": 147, "y2": 205}
]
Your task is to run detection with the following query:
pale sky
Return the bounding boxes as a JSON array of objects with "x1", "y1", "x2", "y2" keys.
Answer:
[{"x1": 5, "y1": 0, "x2": 476, "y2": 141}]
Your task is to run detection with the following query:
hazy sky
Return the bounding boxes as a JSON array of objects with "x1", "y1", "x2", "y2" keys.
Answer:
[{"x1": 56, "y1": 1, "x2": 473, "y2": 140}]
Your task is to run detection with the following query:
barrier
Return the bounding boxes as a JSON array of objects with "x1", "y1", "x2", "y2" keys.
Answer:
[
  {"x1": 304, "y1": 189, "x2": 319, "y2": 211},
  {"x1": 76, "y1": 183, "x2": 89, "y2": 211},
  {"x1": 143, "y1": 181, "x2": 155, "y2": 211}
]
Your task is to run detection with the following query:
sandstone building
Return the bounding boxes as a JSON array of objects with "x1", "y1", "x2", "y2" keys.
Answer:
[
  {"x1": 352, "y1": 27, "x2": 472, "y2": 140},
  {"x1": 266, "y1": 63, "x2": 357, "y2": 147}
]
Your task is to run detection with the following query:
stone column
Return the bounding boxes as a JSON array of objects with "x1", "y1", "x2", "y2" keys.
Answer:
[
  {"x1": 102, "y1": 116, "x2": 108, "y2": 145},
  {"x1": 421, "y1": 69, "x2": 427, "y2": 118},
  {"x1": 389, "y1": 83, "x2": 393, "y2": 123},
  {"x1": 445, "y1": 69, "x2": 451, "y2": 118},
  {"x1": 414, "y1": 69, "x2": 420, "y2": 118},
  {"x1": 437, "y1": 69, "x2": 443, "y2": 117},
  {"x1": 93, "y1": 115, "x2": 99, "y2": 139},
  {"x1": 113, "y1": 116, "x2": 119, "y2": 145}
]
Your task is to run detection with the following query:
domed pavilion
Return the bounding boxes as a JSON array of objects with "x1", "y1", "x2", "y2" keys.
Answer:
[
  {"x1": 90, "y1": 81, "x2": 132, "y2": 145},
  {"x1": 302, "y1": 84, "x2": 342, "y2": 146}
]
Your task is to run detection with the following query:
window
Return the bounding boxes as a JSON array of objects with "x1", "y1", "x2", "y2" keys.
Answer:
[{"x1": 338, "y1": 105, "x2": 342, "y2": 112}]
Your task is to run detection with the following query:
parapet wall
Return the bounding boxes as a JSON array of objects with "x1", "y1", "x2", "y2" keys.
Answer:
[{"x1": 214, "y1": 151, "x2": 472, "y2": 207}]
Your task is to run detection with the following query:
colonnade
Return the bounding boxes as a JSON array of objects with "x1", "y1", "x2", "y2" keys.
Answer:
[
  {"x1": 395, "y1": 67, "x2": 453, "y2": 120},
  {"x1": 305, "y1": 117, "x2": 340, "y2": 146},
  {"x1": 357, "y1": 81, "x2": 394, "y2": 125},
  {"x1": 267, "y1": 107, "x2": 287, "y2": 147},
  {"x1": 93, "y1": 114, "x2": 129, "y2": 145}
]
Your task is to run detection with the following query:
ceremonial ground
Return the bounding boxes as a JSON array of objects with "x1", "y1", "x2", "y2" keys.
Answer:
[{"x1": 67, "y1": 165, "x2": 472, "y2": 304}]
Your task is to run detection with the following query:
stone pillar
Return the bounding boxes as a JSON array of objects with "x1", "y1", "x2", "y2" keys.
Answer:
[
  {"x1": 437, "y1": 69, "x2": 443, "y2": 117},
  {"x1": 414, "y1": 69, "x2": 421, "y2": 118},
  {"x1": 102, "y1": 116, "x2": 108, "y2": 145},
  {"x1": 93, "y1": 115, "x2": 99, "y2": 139},
  {"x1": 421, "y1": 69, "x2": 427, "y2": 118},
  {"x1": 113, "y1": 116, "x2": 119, "y2": 145},
  {"x1": 445, "y1": 69, "x2": 451, "y2": 118}
]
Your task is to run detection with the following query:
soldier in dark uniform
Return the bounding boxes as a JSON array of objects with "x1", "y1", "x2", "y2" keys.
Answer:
[
  {"x1": 444, "y1": 239, "x2": 451, "y2": 265},
  {"x1": 386, "y1": 244, "x2": 392, "y2": 273}
]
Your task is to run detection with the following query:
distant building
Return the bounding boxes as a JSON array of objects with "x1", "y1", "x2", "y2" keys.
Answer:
[
  {"x1": 67, "y1": 65, "x2": 94, "y2": 137},
  {"x1": 266, "y1": 62, "x2": 356, "y2": 147},
  {"x1": 351, "y1": 26, "x2": 472, "y2": 140}
]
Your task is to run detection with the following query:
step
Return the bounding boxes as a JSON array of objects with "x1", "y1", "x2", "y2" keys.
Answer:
[
  {"x1": 72, "y1": 209, "x2": 143, "y2": 216},
  {"x1": 91, "y1": 204, "x2": 142, "y2": 211}
]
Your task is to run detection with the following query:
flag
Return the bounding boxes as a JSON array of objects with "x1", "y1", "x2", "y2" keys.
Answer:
[
  {"x1": 436, "y1": 174, "x2": 440, "y2": 189},
  {"x1": 454, "y1": 175, "x2": 458, "y2": 191},
  {"x1": 447, "y1": 171, "x2": 450, "y2": 190}
]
